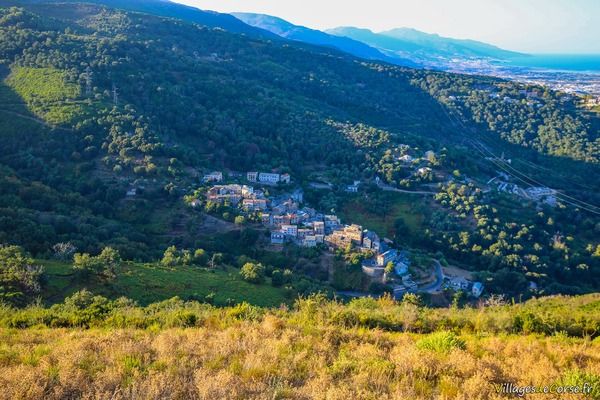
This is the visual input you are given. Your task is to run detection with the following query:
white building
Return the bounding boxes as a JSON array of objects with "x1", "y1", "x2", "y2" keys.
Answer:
[
  {"x1": 259, "y1": 172, "x2": 281, "y2": 184},
  {"x1": 281, "y1": 224, "x2": 298, "y2": 237},
  {"x1": 377, "y1": 249, "x2": 397, "y2": 267},
  {"x1": 247, "y1": 172, "x2": 258, "y2": 182},
  {"x1": 303, "y1": 236, "x2": 317, "y2": 247},
  {"x1": 203, "y1": 171, "x2": 223, "y2": 183},
  {"x1": 271, "y1": 232, "x2": 285, "y2": 244}
]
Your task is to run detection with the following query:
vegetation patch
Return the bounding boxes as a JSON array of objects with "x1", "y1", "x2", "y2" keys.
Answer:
[{"x1": 6, "y1": 66, "x2": 83, "y2": 124}]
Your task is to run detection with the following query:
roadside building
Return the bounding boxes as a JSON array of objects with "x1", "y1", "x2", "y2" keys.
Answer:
[
  {"x1": 472, "y1": 282, "x2": 484, "y2": 297},
  {"x1": 270, "y1": 231, "x2": 285, "y2": 245}
]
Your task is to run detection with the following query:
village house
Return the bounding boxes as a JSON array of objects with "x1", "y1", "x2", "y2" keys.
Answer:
[
  {"x1": 472, "y1": 282, "x2": 484, "y2": 297},
  {"x1": 448, "y1": 277, "x2": 470, "y2": 291},
  {"x1": 206, "y1": 185, "x2": 243, "y2": 205},
  {"x1": 270, "y1": 231, "x2": 285, "y2": 245},
  {"x1": 203, "y1": 171, "x2": 223, "y2": 183},
  {"x1": 280, "y1": 173, "x2": 291, "y2": 184},
  {"x1": 324, "y1": 215, "x2": 341, "y2": 231},
  {"x1": 297, "y1": 228, "x2": 312, "y2": 240},
  {"x1": 313, "y1": 221, "x2": 325, "y2": 235},
  {"x1": 247, "y1": 172, "x2": 258, "y2": 182},
  {"x1": 416, "y1": 167, "x2": 432, "y2": 176},
  {"x1": 324, "y1": 224, "x2": 363, "y2": 249},
  {"x1": 261, "y1": 213, "x2": 273, "y2": 225},
  {"x1": 242, "y1": 198, "x2": 268, "y2": 212},
  {"x1": 281, "y1": 224, "x2": 298, "y2": 238},
  {"x1": 259, "y1": 172, "x2": 281, "y2": 184},
  {"x1": 362, "y1": 230, "x2": 381, "y2": 253},
  {"x1": 377, "y1": 249, "x2": 397, "y2": 267},
  {"x1": 398, "y1": 154, "x2": 413, "y2": 163},
  {"x1": 241, "y1": 185, "x2": 254, "y2": 197},
  {"x1": 302, "y1": 235, "x2": 317, "y2": 247}
]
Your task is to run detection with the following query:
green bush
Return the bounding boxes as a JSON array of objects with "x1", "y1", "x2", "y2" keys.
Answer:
[{"x1": 416, "y1": 331, "x2": 466, "y2": 353}]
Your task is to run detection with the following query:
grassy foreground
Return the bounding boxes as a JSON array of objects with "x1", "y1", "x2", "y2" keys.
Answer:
[{"x1": 1, "y1": 294, "x2": 600, "y2": 399}]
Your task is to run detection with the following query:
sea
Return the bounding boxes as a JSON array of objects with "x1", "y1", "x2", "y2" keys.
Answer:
[{"x1": 504, "y1": 54, "x2": 600, "y2": 73}]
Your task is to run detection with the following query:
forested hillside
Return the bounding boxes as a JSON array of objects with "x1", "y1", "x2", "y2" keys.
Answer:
[{"x1": 0, "y1": 1, "x2": 598, "y2": 300}]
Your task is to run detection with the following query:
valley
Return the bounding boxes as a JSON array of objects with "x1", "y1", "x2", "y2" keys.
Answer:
[{"x1": 0, "y1": 1, "x2": 599, "y2": 397}]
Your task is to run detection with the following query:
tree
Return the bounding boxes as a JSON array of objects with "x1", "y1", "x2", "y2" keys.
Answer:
[
  {"x1": 0, "y1": 245, "x2": 44, "y2": 306},
  {"x1": 194, "y1": 249, "x2": 207, "y2": 264},
  {"x1": 240, "y1": 262, "x2": 265, "y2": 284},
  {"x1": 384, "y1": 261, "x2": 395, "y2": 275},
  {"x1": 271, "y1": 269, "x2": 284, "y2": 286},
  {"x1": 234, "y1": 215, "x2": 245, "y2": 225},
  {"x1": 161, "y1": 246, "x2": 179, "y2": 267},
  {"x1": 97, "y1": 247, "x2": 121, "y2": 279},
  {"x1": 73, "y1": 247, "x2": 121, "y2": 281},
  {"x1": 52, "y1": 242, "x2": 77, "y2": 261}
]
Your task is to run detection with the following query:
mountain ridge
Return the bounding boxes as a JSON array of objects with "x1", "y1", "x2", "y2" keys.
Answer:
[
  {"x1": 231, "y1": 12, "x2": 416, "y2": 67},
  {"x1": 327, "y1": 26, "x2": 524, "y2": 62}
]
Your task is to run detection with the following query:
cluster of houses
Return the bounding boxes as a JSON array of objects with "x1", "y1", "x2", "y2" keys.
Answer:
[
  {"x1": 204, "y1": 184, "x2": 273, "y2": 213},
  {"x1": 444, "y1": 276, "x2": 484, "y2": 298},
  {"x1": 202, "y1": 170, "x2": 291, "y2": 185},
  {"x1": 492, "y1": 179, "x2": 558, "y2": 207}
]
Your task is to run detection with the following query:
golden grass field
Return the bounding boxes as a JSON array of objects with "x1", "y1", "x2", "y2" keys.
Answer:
[{"x1": 1, "y1": 318, "x2": 599, "y2": 399}]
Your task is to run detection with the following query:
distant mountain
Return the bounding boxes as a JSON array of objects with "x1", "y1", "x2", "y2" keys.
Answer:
[
  {"x1": 0, "y1": 0, "x2": 276, "y2": 37},
  {"x1": 326, "y1": 26, "x2": 524, "y2": 64},
  {"x1": 232, "y1": 13, "x2": 415, "y2": 66},
  {"x1": 381, "y1": 27, "x2": 523, "y2": 59}
]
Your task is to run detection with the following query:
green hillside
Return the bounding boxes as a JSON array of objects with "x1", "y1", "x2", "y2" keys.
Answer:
[{"x1": 40, "y1": 259, "x2": 289, "y2": 307}]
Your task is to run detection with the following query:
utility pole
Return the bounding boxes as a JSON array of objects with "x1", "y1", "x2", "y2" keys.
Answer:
[
  {"x1": 112, "y1": 83, "x2": 118, "y2": 106},
  {"x1": 85, "y1": 67, "x2": 93, "y2": 97}
]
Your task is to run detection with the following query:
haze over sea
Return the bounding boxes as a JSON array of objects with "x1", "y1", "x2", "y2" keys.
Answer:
[{"x1": 507, "y1": 54, "x2": 600, "y2": 73}]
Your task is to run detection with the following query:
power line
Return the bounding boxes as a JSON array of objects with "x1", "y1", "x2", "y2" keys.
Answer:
[{"x1": 441, "y1": 106, "x2": 600, "y2": 214}]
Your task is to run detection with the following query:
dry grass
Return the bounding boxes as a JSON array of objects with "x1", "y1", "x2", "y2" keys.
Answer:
[{"x1": 1, "y1": 321, "x2": 598, "y2": 399}]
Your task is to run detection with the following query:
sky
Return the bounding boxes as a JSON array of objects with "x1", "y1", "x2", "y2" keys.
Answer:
[{"x1": 173, "y1": 0, "x2": 600, "y2": 54}]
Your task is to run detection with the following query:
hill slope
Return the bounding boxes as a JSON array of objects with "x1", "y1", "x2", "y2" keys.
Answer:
[
  {"x1": 0, "y1": 0, "x2": 276, "y2": 37},
  {"x1": 0, "y1": 1, "x2": 599, "y2": 298}
]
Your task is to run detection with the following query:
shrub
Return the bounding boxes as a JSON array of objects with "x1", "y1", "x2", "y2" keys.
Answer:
[
  {"x1": 240, "y1": 262, "x2": 265, "y2": 284},
  {"x1": 416, "y1": 331, "x2": 466, "y2": 353}
]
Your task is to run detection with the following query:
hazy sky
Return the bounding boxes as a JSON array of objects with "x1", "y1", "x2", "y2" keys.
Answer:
[{"x1": 173, "y1": 0, "x2": 600, "y2": 54}]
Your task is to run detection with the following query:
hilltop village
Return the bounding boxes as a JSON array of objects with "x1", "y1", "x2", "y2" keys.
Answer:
[{"x1": 189, "y1": 169, "x2": 485, "y2": 299}]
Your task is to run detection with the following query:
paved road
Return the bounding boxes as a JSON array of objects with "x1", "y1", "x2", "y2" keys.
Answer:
[
  {"x1": 417, "y1": 261, "x2": 444, "y2": 293},
  {"x1": 336, "y1": 260, "x2": 445, "y2": 299}
]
